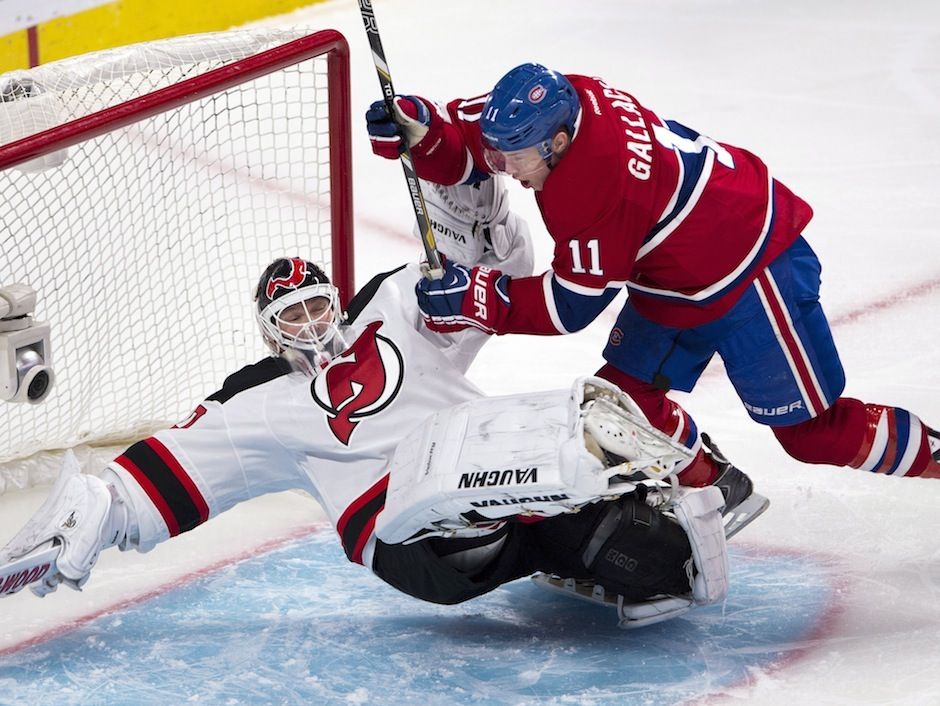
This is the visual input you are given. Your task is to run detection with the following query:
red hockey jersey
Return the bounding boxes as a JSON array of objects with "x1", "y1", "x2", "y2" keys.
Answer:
[{"x1": 410, "y1": 75, "x2": 814, "y2": 331}]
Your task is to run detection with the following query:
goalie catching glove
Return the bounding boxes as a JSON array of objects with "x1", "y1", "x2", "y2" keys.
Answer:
[
  {"x1": 0, "y1": 451, "x2": 132, "y2": 597},
  {"x1": 415, "y1": 177, "x2": 533, "y2": 277},
  {"x1": 411, "y1": 176, "x2": 533, "y2": 331}
]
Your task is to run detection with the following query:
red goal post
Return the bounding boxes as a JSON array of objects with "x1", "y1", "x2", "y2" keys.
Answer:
[{"x1": 0, "y1": 28, "x2": 354, "y2": 470}]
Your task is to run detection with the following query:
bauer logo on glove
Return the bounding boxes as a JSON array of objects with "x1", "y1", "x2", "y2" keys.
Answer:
[{"x1": 415, "y1": 258, "x2": 511, "y2": 334}]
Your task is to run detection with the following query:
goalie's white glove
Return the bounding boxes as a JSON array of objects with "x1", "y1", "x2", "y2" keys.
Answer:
[
  {"x1": 0, "y1": 451, "x2": 130, "y2": 596},
  {"x1": 416, "y1": 177, "x2": 534, "y2": 278},
  {"x1": 580, "y1": 377, "x2": 693, "y2": 481}
]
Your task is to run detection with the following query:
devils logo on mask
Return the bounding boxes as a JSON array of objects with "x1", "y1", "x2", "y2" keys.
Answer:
[
  {"x1": 265, "y1": 258, "x2": 308, "y2": 299},
  {"x1": 311, "y1": 321, "x2": 404, "y2": 445}
]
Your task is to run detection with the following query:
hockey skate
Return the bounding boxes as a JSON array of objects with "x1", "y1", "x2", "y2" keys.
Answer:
[
  {"x1": 531, "y1": 574, "x2": 694, "y2": 629},
  {"x1": 922, "y1": 427, "x2": 940, "y2": 478},
  {"x1": 532, "y1": 486, "x2": 728, "y2": 629},
  {"x1": 701, "y1": 433, "x2": 769, "y2": 539}
]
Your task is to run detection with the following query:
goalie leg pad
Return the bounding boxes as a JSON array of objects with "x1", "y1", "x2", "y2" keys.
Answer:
[
  {"x1": 670, "y1": 486, "x2": 729, "y2": 605},
  {"x1": 376, "y1": 387, "x2": 614, "y2": 544},
  {"x1": 580, "y1": 495, "x2": 693, "y2": 602},
  {"x1": 0, "y1": 451, "x2": 128, "y2": 596}
]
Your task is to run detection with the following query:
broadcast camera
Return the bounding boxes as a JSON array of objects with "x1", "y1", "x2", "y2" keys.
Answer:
[{"x1": 0, "y1": 284, "x2": 54, "y2": 403}]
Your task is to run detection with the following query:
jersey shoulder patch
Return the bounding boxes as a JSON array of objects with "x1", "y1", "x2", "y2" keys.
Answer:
[{"x1": 207, "y1": 356, "x2": 292, "y2": 404}]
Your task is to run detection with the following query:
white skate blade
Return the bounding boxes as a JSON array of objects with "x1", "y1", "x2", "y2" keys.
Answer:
[
  {"x1": 531, "y1": 573, "x2": 693, "y2": 629},
  {"x1": 0, "y1": 540, "x2": 61, "y2": 596},
  {"x1": 531, "y1": 573, "x2": 618, "y2": 607},
  {"x1": 723, "y1": 492, "x2": 770, "y2": 540}
]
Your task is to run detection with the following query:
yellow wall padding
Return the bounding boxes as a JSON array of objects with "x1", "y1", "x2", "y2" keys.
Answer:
[{"x1": 0, "y1": 0, "x2": 326, "y2": 72}]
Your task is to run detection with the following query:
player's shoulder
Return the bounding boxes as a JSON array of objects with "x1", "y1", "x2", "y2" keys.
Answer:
[
  {"x1": 540, "y1": 76, "x2": 628, "y2": 233},
  {"x1": 444, "y1": 92, "x2": 489, "y2": 124},
  {"x1": 541, "y1": 75, "x2": 664, "y2": 236},
  {"x1": 344, "y1": 264, "x2": 413, "y2": 324},
  {"x1": 206, "y1": 356, "x2": 293, "y2": 404},
  {"x1": 566, "y1": 74, "x2": 656, "y2": 169}
]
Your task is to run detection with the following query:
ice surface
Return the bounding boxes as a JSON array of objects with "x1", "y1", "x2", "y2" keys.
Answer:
[
  {"x1": 1, "y1": 0, "x2": 939, "y2": 703},
  {"x1": 0, "y1": 534, "x2": 839, "y2": 706}
]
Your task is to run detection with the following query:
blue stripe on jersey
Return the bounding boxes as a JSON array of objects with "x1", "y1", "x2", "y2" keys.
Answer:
[
  {"x1": 643, "y1": 121, "x2": 709, "y2": 246},
  {"x1": 887, "y1": 409, "x2": 912, "y2": 475},
  {"x1": 462, "y1": 166, "x2": 491, "y2": 185},
  {"x1": 627, "y1": 185, "x2": 777, "y2": 307},
  {"x1": 684, "y1": 415, "x2": 699, "y2": 450},
  {"x1": 550, "y1": 278, "x2": 620, "y2": 332}
]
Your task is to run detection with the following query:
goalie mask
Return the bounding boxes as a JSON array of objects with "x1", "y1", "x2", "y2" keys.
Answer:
[{"x1": 254, "y1": 258, "x2": 344, "y2": 366}]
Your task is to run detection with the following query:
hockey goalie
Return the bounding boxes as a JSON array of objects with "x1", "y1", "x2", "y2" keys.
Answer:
[{"x1": 0, "y1": 176, "x2": 750, "y2": 629}]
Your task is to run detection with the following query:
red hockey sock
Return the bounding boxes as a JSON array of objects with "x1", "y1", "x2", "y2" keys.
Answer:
[
  {"x1": 595, "y1": 364, "x2": 710, "y2": 483},
  {"x1": 675, "y1": 448, "x2": 719, "y2": 487},
  {"x1": 772, "y1": 398, "x2": 936, "y2": 477}
]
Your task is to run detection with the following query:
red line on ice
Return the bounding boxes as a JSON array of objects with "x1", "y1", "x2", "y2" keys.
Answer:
[
  {"x1": 0, "y1": 523, "x2": 326, "y2": 659},
  {"x1": 684, "y1": 542, "x2": 849, "y2": 706}
]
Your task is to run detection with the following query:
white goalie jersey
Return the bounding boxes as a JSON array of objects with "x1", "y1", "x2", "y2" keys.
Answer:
[
  {"x1": 100, "y1": 178, "x2": 540, "y2": 571},
  {"x1": 106, "y1": 263, "x2": 496, "y2": 568}
]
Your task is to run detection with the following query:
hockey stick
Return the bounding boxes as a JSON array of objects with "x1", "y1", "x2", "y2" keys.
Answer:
[
  {"x1": 0, "y1": 540, "x2": 60, "y2": 597},
  {"x1": 357, "y1": 0, "x2": 444, "y2": 280}
]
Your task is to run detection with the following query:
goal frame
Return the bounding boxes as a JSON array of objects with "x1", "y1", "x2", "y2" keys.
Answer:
[{"x1": 0, "y1": 28, "x2": 355, "y2": 304}]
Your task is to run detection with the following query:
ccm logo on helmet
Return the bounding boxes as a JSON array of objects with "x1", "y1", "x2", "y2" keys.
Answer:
[
  {"x1": 528, "y1": 85, "x2": 546, "y2": 103},
  {"x1": 265, "y1": 258, "x2": 308, "y2": 299}
]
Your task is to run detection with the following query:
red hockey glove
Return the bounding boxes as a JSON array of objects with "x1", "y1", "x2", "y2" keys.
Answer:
[
  {"x1": 366, "y1": 95, "x2": 432, "y2": 160},
  {"x1": 415, "y1": 259, "x2": 511, "y2": 334}
]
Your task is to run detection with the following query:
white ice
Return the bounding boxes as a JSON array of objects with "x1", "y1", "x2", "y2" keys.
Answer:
[{"x1": 1, "y1": 0, "x2": 939, "y2": 703}]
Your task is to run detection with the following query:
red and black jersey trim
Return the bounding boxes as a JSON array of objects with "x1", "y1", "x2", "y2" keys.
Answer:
[
  {"x1": 336, "y1": 474, "x2": 389, "y2": 565},
  {"x1": 115, "y1": 437, "x2": 210, "y2": 537},
  {"x1": 206, "y1": 356, "x2": 292, "y2": 405}
]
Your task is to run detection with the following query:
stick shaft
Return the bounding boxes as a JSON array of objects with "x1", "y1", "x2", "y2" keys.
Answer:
[{"x1": 358, "y1": 0, "x2": 443, "y2": 278}]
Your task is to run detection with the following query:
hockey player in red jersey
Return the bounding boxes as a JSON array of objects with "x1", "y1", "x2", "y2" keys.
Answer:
[
  {"x1": 0, "y1": 178, "x2": 733, "y2": 629},
  {"x1": 365, "y1": 63, "x2": 940, "y2": 495}
]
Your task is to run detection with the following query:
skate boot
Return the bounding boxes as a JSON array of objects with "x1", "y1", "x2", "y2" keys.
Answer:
[{"x1": 701, "y1": 433, "x2": 769, "y2": 539}]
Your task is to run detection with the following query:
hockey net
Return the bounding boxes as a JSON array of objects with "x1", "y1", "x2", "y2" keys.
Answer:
[{"x1": 0, "y1": 28, "x2": 353, "y2": 490}]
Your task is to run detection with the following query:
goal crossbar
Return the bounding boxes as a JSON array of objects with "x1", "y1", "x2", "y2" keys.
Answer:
[{"x1": 0, "y1": 29, "x2": 354, "y2": 300}]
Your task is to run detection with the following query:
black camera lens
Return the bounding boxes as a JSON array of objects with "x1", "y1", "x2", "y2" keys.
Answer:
[{"x1": 27, "y1": 369, "x2": 51, "y2": 401}]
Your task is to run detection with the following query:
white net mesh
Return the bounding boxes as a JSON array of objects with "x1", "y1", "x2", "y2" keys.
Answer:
[{"x1": 0, "y1": 28, "x2": 350, "y2": 466}]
